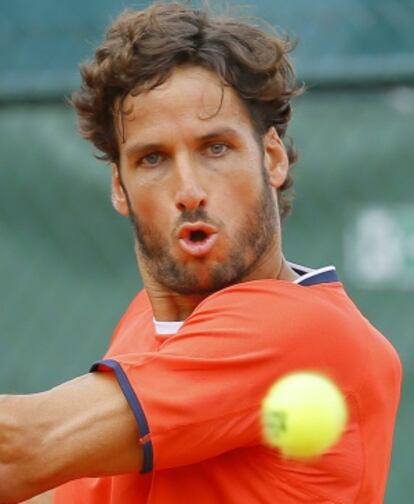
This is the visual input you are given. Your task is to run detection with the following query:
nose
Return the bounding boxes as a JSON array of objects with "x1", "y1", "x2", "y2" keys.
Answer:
[{"x1": 174, "y1": 160, "x2": 208, "y2": 212}]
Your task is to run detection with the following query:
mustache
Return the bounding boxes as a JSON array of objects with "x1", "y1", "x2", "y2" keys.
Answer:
[{"x1": 173, "y1": 208, "x2": 223, "y2": 231}]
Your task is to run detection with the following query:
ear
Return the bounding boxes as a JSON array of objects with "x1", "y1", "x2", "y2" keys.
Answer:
[
  {"x1": 263, "y1": 127, "x2": 289, "y2": 188},
  {"x1": 111, "y1": 163, "x2": 129, "y2": 216}
]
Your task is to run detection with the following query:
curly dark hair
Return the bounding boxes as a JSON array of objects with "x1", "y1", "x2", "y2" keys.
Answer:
[{"x1": 72, "y1": 2, "x2": 303, "y2": 219}]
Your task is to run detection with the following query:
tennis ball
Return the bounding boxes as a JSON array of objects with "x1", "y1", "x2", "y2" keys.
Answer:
[{"x1": 262, "y1": 372, "x2": 347, "y2": 459}]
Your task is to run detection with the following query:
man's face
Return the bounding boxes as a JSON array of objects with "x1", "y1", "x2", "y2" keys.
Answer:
[{"x1": 113, "y1": 65, "x2": 288, "y2": 295}]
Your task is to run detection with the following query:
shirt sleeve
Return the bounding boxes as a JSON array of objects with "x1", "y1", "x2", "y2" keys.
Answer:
[{"x1": 91, "y1": 281, "x2": 358, "y2": 473}]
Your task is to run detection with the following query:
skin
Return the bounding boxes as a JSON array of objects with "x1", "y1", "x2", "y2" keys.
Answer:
[
  {"x1": 0, "y1": 65, "x2": 297, "y2": 502},
  {"x1": 112, "y1": 65, "x2": 298, "y2": 320}
]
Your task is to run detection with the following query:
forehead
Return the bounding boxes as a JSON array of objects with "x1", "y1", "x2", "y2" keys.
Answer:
[{"x1": 117, "y1": 65, "x2": 254, "y2": 142}]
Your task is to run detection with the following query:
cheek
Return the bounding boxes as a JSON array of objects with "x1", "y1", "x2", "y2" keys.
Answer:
[
  {"x1": 217, "y1": 168, "x2": 263, "y2": 215},
  {"x1": 128, "y1": 183, "x2": 172, "y2": 232}
]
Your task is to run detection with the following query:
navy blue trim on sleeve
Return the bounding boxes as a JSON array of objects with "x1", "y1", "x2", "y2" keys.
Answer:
[{"x1": 90, "y1": 358, "x2": 153, "y2": 474}]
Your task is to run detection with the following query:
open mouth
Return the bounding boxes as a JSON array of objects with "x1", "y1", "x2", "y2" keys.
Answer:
[
  {"x1": 177, "y1": 222, "x2": 219, "y2": 257},
  {"x1": 189, "y1": 229, "x2": 208, "y2": 242}
]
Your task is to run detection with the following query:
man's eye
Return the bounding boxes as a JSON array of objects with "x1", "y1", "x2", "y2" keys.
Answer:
[
  {"x1": 140, "y1": 153, "x2": 163, "y2": 167},
  {"x1": 207, "y1": 143, "x2": 229, "y2": 156}
]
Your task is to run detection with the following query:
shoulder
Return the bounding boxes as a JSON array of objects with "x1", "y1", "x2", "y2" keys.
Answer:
[
  {"x1": 177, "y1": 279, "x2": 372, "y2": 382},
  {"x1": 173, "y1": 278, "x2": 352, "y2": 350},
  {"x1": 188, "y1": 278, "x2": 348, "y2": 330}
]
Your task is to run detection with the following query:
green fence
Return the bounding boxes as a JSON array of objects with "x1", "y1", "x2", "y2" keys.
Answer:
[{"x1": 1, "y1": 1, "x2": 413, "y2": 501}]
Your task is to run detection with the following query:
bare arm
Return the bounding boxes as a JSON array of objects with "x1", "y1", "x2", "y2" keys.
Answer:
[
  {"x1": 22, "y1": 491, "x2": 52, "y2": 503},
  {"x1": 0, "y1": 373, "x2": 143, "y2": 503}
]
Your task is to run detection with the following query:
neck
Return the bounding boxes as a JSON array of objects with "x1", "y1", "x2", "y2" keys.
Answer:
[
  {"x1": 146, "y1": 283, "x2": 207, "y2": 321},
  {"x1": 139, "y1": 247, "x2": 298, "y2": 321}
]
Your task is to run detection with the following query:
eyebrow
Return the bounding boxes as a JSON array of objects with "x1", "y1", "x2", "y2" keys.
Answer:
[
  {"x1": 125, "y1": 141, "x2": 164, "y2": 158},
  {"x1": 124, "y1": 127, "x2": 241, "y2": 158}
]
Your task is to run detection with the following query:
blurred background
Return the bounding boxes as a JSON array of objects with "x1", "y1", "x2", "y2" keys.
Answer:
[{"x1": 1, "y1": 0, "x2": 413, "y2": 502}]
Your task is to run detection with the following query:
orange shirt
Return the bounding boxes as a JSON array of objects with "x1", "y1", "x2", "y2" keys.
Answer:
[{"x1": 53, "y1": 266, "x2": 402, "y2": 503}]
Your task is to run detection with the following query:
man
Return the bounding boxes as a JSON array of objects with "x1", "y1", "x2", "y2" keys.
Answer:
[{"x1": 0, "y1": 3, "x2": 402, "y2": 503}]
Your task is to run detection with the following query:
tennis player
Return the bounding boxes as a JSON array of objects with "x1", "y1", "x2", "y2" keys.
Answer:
[{"x1": 0, "y1": 3, "x2": 402, "y2": 503}]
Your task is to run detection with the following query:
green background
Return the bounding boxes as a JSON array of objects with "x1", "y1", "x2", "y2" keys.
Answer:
[{"x1": 1, "y1": 1, "x2": 413, "y2": 501}]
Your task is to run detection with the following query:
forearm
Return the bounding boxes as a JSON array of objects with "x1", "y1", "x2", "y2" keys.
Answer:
[
  {"x1": 0, "y1": 393, "x2": 44, "y2": 503},
  {"x1": 0, "y1": 373, "x2": 143, "y2": 503}
]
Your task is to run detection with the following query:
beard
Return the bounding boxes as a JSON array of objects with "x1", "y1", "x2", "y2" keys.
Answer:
[{"x1": 124, "y1": 171, "x2": 279, "y2": 295}]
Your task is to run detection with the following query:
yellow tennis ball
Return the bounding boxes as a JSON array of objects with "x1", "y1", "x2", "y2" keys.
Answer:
[{"x1": 262, "y1": 372, "x2": 348, "y2": 459}]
